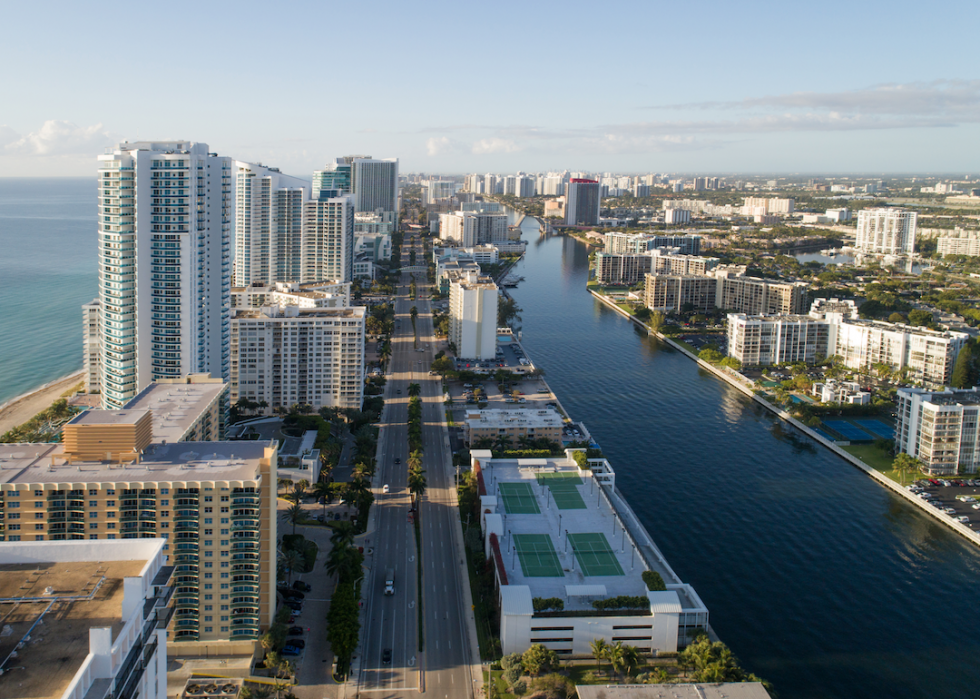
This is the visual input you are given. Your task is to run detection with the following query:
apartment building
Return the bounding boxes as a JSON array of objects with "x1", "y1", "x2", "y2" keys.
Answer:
[
  {"x1": 96, "y1": 141, "x2": 232, "y2": 409},
  {"x1": 644, "y1": 274, "x2": 717, "y2": 313},
  {"x1": 233, "y1": 162, "x2": 310, "y2": 287},
  {"x1": 897, "y1": 387, "x2": 980, "y2": 475},
  {"x1": 650, "y1": 250, "x2": 719, "y2": 276},
  {"x1": 351, "y1": 158, "x2": 399, "y2": 216},
  {"x1": 855, "y1": 208, "x2": 917, "y2": 255},
  {"x1": 727, "y1": 314, "x2": 829, "y2": 366},
  {"x1": 0, "y1": 415, "x2": 277, "y2": 646},
  {"x1": 439, "y1": 211, "x2": 509, "y2": 247},
  {"x1": 123, "y1": 373, "x2": 228, "y2": 443},
  {"x1": 230, "y1": 305, "x2": 365, "y2": 411},
  {"x1": 231, "y1": 281, "x2": 350, "y2": 310},
  {"x1": 83, "y1": 298, "x2": 101, "y2": 393},
  {"x1": 301, "y1": 192, "x2": 354, "y2": 283},
  {"x1": 449, "y1": 271, "x2": 499, "y2": 361},
  {"x1": 594, "y1": 252, "x2": 653, "y2": 285},
  {"x1": 354, "y1": 211, "x2": 397, "y2": 236},
  {"x1": 312, "y1": 158, "x2": 352, "y2": 199},
  {"x1": 565, "y1": 179, "x2": 601, "y2": 226},
  {"x1": 664, "y1": 208, "x2": 691, "y2": 225},
  {"x1": 936, "y1": 229, "x2": 980, "y2": 257},
  {"x1": 715, "y1": 270, "x2": 808, "y2": 315},
  {"x1": 834, "y1": 320, "x2": 966, "y2": 387},
  {"x1": 463, "y1": 408, "x2": 564, "y2": 445},
  {"x1": 0, "y1": 538, "x2": 172, "y2": 699}
]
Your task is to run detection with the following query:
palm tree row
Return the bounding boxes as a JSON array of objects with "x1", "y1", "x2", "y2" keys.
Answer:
[{"x1": 591, "y1": 638, "x2": 643, "y2": 680}]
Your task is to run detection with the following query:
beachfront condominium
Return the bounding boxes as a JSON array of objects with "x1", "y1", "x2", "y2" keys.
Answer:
[
  {"x1": 0, "y1": 376, "x2": 277, "y2": 647},
  {"x1": 896, "y1": 387, "x2": 980, "y2": 476},
  {"x1": 234, "y1": 162, "x2": 310, "y2": 287},
  {"x1": 439, "y1": 210, "x2": 509, "y2": 247},
  {"x1": 97, "y1": 141, "x2": 232, "y2": 409},
  {"x1": 302, "y1": 191, "x2": 355, "y2": 283},
  {"x1": 727, "y1": 314, "x2": 830, "y2": 366},
  {"x1": 83, "y1": 298, "x2": 101, "y2": 393},
  {"x1": 229, "y1": 305, "x2": 365, "y2": 412},
  {"x1": 449, "y1": 271, "x2": 499, "y2": 361},
  {"x1": 855, "y1": 208, "x2": 918, "y2": 255},
  {"x1": 565, "y1": 179, "x2": 601, "y2": 226}
]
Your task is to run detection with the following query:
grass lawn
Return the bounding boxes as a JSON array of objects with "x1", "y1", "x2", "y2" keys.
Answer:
[
  {"x1": 842, "y1": 443, "x2": 931, "y2": 485},
  {"x1": 672, "y1": 339, "x2": 700, "y2": 355},
  {"x1": 487, "y1": 670, "x2": 516, "y2": 699}
]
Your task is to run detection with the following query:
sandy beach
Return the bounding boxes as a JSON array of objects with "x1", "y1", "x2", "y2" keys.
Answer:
[{"x1": 0, "y1": 372, "x2": 85, "y2": 437}]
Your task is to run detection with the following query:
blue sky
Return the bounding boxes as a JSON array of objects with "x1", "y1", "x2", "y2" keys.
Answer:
[{"x1": 2, "y1": 0, "x2": 979, "y2": 177}]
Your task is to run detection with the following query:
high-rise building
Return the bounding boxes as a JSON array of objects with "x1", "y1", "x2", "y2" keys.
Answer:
[
  {"x1": 351, "y1": 157, "x2": 399, "y2": 214},
  {"x1": 82, "y1": 298, "x2": 101, "y2": 393},
  {"x1": 516, "y1": 175, "x2": 535, "y2": 198},
  {"x1": 727, "y1": 314, "x2": 829, "y2": 366},
  {"x1": 565, "y1": 179, "x2": 601, "y2": 226},
  {"x1": 897, "y1": 387, "x2": 980, "y2": 476},
  {"x1": 855, "y1": 208, "x2": 918, "y2": 255},
  {"x1": 312, "y1": 158, "x2": 353, "y2": 198},
  {"x1": 234, "y1": 162, "x2": 310, "y2": 287},
  {"x1": 439, "y1": 211, "x2": 509, "y2": 247},
  {"x1": 230, "y1": 305, "x2": 365, "y2": 411},
  {"x1": 0, "y1": 375, "x2": 278, "y2": 646},
  {"x1": 97, "y1": 141, "x2": 232, "y2": 409},
  {"x1": 302, "y1": 192, "x2": 355, "y2": 283},
  {"x1": 449, "y1": 271, "x2": 499, "y2": 360}
]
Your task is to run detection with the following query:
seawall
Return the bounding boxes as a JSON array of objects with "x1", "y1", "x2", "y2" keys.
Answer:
[{"x1": 588, "y1": 289, "x2": 980, "y2": 549}]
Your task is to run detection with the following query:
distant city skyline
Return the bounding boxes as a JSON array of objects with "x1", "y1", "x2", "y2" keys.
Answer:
[{"x1": 1, "y1": 1, "x2": 978, "y2": 177}]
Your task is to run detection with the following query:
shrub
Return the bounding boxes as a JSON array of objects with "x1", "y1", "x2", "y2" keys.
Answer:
[
  {"x1": 592, "y1": 595, "x2": 649, "y2": 611},
  {"x1": 503, "y1": 667, "x2": 522, "y2": 686},
  {"x1": 531, "y1": 673, "x2": 575, "y2": 699},
  {"x1": 513, "y1": 680, "x2": 528, "y2": 696},
  {"x1": 532, "y1": 597, "x2": 564, "y2": 612},
  {"x1": 641, "y1": 570, "x2": 666, "y2": 591},
  {"x1": 501, "y1": 652, "x2": 524, "y2": 672},
  {"x1": 571, "y1": 451, "x2": 588, "y2": 470}
]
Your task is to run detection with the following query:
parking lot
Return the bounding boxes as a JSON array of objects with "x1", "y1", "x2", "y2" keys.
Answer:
[{"x1": 906, "y1": 478, "x2": 980, "y2": 528}]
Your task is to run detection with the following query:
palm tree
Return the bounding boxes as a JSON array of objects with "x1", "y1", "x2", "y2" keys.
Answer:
[
  {"x1": 325, "y1": 542, "x2": 359, "y2": 579},
  {"x1": 408, "y1": 383, "x2": 421, "y2": 397},
  {"x1": 590, "y1": 638, "x2": 608, "y2": 675},
  {"x1": 408, "y1": 467, "x2": 427, "y2": 510},
  {"x1": 494, "y1": 434, "x2": 513, "y2": 452},
  {"x1": 285, "y1": 503, "x2": 305, "y2": 536},
  {"x1": 312, "y1": 480, "x2": 332, "y2": 519},
  {"x1": 408, "y1": 449, "x2": 424, "y2": 473},
  {"x1": 330, "y1": 520, "x2": 357, "y2": 549},
  {"x1": 281, "y1": 548, "x2": 303, "y2": 584},
  {"x1": 607, "y1": 641, "x2": 625, "y2": 678},
  {"x1": 620, "y1": 644, "x2": 641, "y2": 679}
]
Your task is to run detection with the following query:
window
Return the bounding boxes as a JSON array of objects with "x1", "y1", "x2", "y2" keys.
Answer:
[
  {"x1": 161, "y1": 500, "x2": 169, "y2": 506},
  {"x1": 205, "y1": 605, "x2": 213, "y2": 611},
  {"x1": 8, "y1": 536, "x2": 20, "y2": 541},
  {"x1": 107, "y1": 523, "x2": 115, "y2": 529},
  {"x1": 34, "y1": 513, "x2": 43, "y2": 519},
  {"x1": 8, "y1": 524, "x2": 21, "y2": 530},
  {"x1": 161, "y1": 488, "x2": 169, "y2": 494},
  {"x1": 106, "y1": 489, "x2": 115, "y2": 495},
  {"x1": 89, "y1": 501, "x2": 98, "y2": 507},
  {"x1": 220, "y1": 561, "x2": 229, "y2": 568},
  {"x1": 34, "y1": 502, "x2": 42, "y2": 508},
  {"x1": 205, "y1": 594, "x2": 213, "y2": 600},
  {"x1": 220, "y1": 573, "x2": 228, "y2": 579},
  {"x1": 221, "y1": 615, "x2": 229, "y2": 621},
  {"x1": 8, "y1": 502, "x2": 19, "y2": 508},
  {"x1": 205, "y1": 573, "x2": 213, "y2": 579},
  {"x1": 90, "y1": 534, "x2": 99, "y2": 540},
  {"x1": 35, "y1": 535, "x2": 44, "y2": 541},
  {"x1": 205, "y1": 627, "x2": 212, "y2": 633},
  {"x1": 107, "y1": 512, "x2": 116, "y2": 518},
  {"x1": 204, "y1": 562, "x2": 213, "y2": 568},
  {"x1": 34, "y1": 490, "x2": 44, "y2": 497},
  {"x1": 108, "y1": 534, "x2": 116, "y2": 539},
  {"x1": 35, "y1": 524, "x2": 44, "y2": 530},
  {"x1": 89, "y1": 523, "x2": 99, "y2": 529},
  {"x1": 204, "y1": 529, "x2": 213, "y2": 535},
  {"x1": 107, "y1": 501, "x2": 115, "y2": 507},
  {"x1": 221, "y1": 605, "x2": 229, "y2": 611},
  {"x1": 89, "y1": 489, "x2": 98, "y2": 496},
  {"x1": 220, "y1": 507, "x2": 229, "y2": 513},
  {"x1": 220, "y1": 583, "x2": 229, "y2": 589},
  {"x1": 204, "y1": 584, "x2": 213, "y2": 590},
  {"x1": 90, "y1": 512, "x2": 98, "y2": 518}
]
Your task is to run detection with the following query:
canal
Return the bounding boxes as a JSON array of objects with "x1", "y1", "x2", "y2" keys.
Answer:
[{"x1": 505, "y1": 217, "x2": 980, "y2": 698}]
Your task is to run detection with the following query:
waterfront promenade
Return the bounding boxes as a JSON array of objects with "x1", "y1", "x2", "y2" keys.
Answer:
[{"x1": 0, "y1": 370, "x2": 84, "y2": 435}]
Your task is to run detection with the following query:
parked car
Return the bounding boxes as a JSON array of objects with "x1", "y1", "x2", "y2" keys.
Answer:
[
  {"x1": 289, "y1": 639, "x2": 306, "y2": 649},
  {"x1": 957, "y1": 515, "x2": 970, "y2": 523},
  {"x1": 288, "y1": 626, "x2": 304, "y2": 636},
  {"x1": 286, "y1": 599, "x2": 303, "y2": 611},
  {"x1": 282, "y1": 646, "x2": 301, "y2": 656},
  {"x1": 292, "y1": 581, "x2": 311, "y2": 592},
  {"x1": 382, "y1": 648, "x2": 392, "y2": 664}
]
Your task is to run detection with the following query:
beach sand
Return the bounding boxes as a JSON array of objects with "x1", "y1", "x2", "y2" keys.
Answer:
[{"x1": 0, "y1": 372, "x2": 85, "y2": 437}]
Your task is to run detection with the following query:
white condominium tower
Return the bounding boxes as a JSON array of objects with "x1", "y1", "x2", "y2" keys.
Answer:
[
  {"x1": 234, "y1": 162, "x2": 310, "y2": 286},
  {"x1": 97, "y1": 141, "x2": 232, "y2": 409},
  {"x1": 302, "y1": 191, "x2": 355, "y2": 283},
  {"x1": 855, "y1": 208, "x2": 918, "y2": 255},
  {"x1": 351, "y1": 157, "x2": 399, "y2": 214}
]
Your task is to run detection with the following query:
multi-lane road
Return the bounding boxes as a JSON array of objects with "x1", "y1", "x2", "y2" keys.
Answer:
[{"x1": 357, "y1": 234, "x2": 477, "y2": 699}]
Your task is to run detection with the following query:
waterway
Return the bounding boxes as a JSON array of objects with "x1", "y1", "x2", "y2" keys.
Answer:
[{"x1": 506, "y1": 214, "x2": 980, "y2": 699}]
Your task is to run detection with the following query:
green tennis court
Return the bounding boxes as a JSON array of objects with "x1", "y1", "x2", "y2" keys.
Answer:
[
  {"x1": 537, "y1": 472, "x2": 586, "y2": 510},
  {"x1": 513, "y1": 534, "x2": 564, "y2": 577},
  {"x1": 567, "y1": 532, "x2": 624, "y2": 576},
  {"x1": 499, "y1": 482, "x2": 540, "y2": 514}
]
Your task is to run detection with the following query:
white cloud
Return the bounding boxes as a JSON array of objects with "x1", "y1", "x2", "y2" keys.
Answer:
[
  {"x1": 0, "y1": 125, "x2": 18, "y2": 147},
  {"x1": 471, "y1": 138, "x2": 521, "y2": 154},
  {"x1": 426, "y1": 136, "x2": 468, "y2": 156},
  {"x1": 3, "y1": 120, "x2": 114, "y2": 156}
]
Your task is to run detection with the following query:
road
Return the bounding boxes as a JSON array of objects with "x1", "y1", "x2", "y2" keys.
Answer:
[{"x1": 358, "y1": 233, "x2": 478, "y2": 699}]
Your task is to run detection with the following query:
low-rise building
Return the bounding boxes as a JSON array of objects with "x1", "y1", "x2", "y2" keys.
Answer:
[
  {"x1": 230, "y1": 305, "x2": 365, "y2": 411},
  {"x1": 463, "y1": 408, "x2": 564, "y2": 445},
  {"x1": 231, "y1": 281, "x2": 350, "y2": 310},
  {"x1": 812, "y1": 380, "x2": 870, "y2": 405},
  {"x1": 0, "y1": 538, "x2": 173, "y2": 699},
  {"x1": 897, "y1": 387, "x2": 980, "y2": 475},
  {"x1": 123, "y1": 373, "x2": 227, "y2": 443},
  {"x1": 449, "y1": 271, "x2": 499, "y2": 361},
  {"x1": 471, "y1": 450, "x2": 708, "y2": 657},
  {"x1": 354, "y1": 232, "x2": 392, "y2": 261}
]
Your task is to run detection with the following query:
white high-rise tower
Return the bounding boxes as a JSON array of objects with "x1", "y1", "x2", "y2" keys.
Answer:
[
  {"x1": 302, "y1": 191, "x2": 355, "y2": 283},
  {"x1": 234, "y1": 162, "x2": 310, "y2": 286},
  {"x1": 97, "y1": 141, "x2": 232, "y2": 409},
  {"x1": 855, "y1": 208, "x2": 918, "y2": 255}
]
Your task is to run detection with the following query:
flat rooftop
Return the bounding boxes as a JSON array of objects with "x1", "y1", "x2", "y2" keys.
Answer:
[
  {"x1": 0, "y1": 441, "x2": 270, "y2": 485},
  {"x1": 484, "y1": 457, "x2": 649, "y2": 607},
  {"x1": 467, "y1": 408, "x2": 564, "y2": 429},
  {"x1": 576, "y1": 684, "x2": 771, "y2": 699},
  {"x1": 124, "y1": 381, "x2": 227, "y2": 444},
  {"x1": 0, "y1": 559, "x2": 145, "y2": 699},
  {"x1": 67, "y1": 409, "x2": 150, "y2": 426},
  {"x1": 232, "y1": 306, "x2": 365, "y2": 320}
]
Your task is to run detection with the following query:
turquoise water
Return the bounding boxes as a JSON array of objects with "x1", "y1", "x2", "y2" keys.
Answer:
[{"x1": 0, "y1": 178, "x2": 97, "y2": 405}]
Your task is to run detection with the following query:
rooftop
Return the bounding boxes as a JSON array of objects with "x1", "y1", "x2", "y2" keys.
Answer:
[
  {"x1": 232, "y1": 306, "x2": 365, "y2": 320},
  {"x1": 576, "y1": 684, "x2": 771, "y2": 699},
  {"x1": 466, "y1": 408, "x2": 564, "y2": 429},
  {"x1": 0, "y1": 441, "x2": 272, "y2": 486},
  {"x1": 124, "y1": 380, "x2": 227, "y2": 444},
  {"x1": 0, "y1": 559, "x2": 145, "y2": 699}
]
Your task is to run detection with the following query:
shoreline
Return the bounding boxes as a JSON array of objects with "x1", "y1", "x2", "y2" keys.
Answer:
[
  {"x1": 0, "y1": 371, "x2": 85, "y2": 436},
  {"x1": 587, "y1": 288, "x2": 980, "y2": 549}
]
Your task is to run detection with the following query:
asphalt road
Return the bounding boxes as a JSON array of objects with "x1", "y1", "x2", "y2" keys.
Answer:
[{"x1": 358, "y1": 234, "x2": 477, "y2": 699}]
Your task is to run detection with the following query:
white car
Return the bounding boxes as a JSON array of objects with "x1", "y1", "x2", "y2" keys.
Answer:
[
  {"x1": 382, "y1": 484, "x2": 389, "y2": 494},
  {"x1": 956, "y1": 515, "x2": 970, "y2": 523}
]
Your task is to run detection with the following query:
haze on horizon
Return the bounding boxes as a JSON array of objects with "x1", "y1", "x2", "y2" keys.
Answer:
[{"x1": 1, "y1": 0, "x2": 978, "y2": 178}]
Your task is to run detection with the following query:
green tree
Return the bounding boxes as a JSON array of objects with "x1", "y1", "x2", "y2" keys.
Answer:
[
  {"x1": 521, "y1": 644, "x2": 558, "y2": 676},
  {"x1": 641, "y1": 570, "x2": 666, "y2": 591},
  {"x1": 280, "y1": 548, "x2": 302, "y2": 585},
  {"x1": 431, "y1": 355, "x2": 454, "y2": 373},
  {"x1": 408, "y1": 382, "x2": 422, "y2": 397},
  {"x1": 498, "y1": 297, "x2": 522, "y2": 328},
  {"x1": 408, "y1": 466, "x2": 427, "y2": 509},
  {"x1": 951, "y1": 343, "x2": 973, "y2": 388},
  {"x1": 893, "y1": 452, "x2": 919, "y2": 486},
  {"x1": 590, "y1": 638, "x2": 608, "y2": 674},
  {"x1": 679, "y1": 634, "x2": 769, "y2": 687},
  {"x1": 285, "y1": 503, "x2": 305, "y2": 536},
  {"x1": 330, "y1": 520, "x2": 358, "y2": 549},
  {"x1": 888, "y1": 312, "x2": 906, "y2": 323},
  {"x1": 907, "y1": 309, "x2": 933, "y2": 327}
]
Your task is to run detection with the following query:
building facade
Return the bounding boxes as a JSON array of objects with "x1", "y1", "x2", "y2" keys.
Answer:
[
  {"x1": 351, "y1": 158, "x2": 399, "y2": 215},
  {"x1": 834, "y1": 320, "x2": 966, "y2": 387},
  {"x1": 449, "y1": 271, "x2": 499, "y2": 360},
  {"x1": 565, "y1": 179, "x2": 601, "y2": 226},
  {"x1": 727, "y1": 314, "x2": 829, "y2": 366},
  {"x1": 302, "y1": 192, "x2": 354, "y2": 283},
  {"x1": 83, "y1": 298, "x2": 101, "y2": 393},
  {"x1": 897, "y1": 387, "x2": 980, "y2": 475},
  {"x1": 715, "y1": 271, "x2": 808, "y2": 315},
  {"x1": 644, "y1": 274, "x2": 717, "y2": 313},
  {"x1": 97, "y1": 141, "x2": 233, "y2": 409},
  {"x1": 439, "y1": 211, "x2": 509, "y2": 247},
  {"x1": 230, "y1": 305, "x2": 365, "y2": 411},
  {"x1": 855, "y1": 208, "x2": 918, "y2": 255},
  {"x1": 233, "y1": 162, "x2": 310, "y2": 287}
]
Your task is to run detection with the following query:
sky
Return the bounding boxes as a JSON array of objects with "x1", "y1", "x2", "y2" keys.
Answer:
[{"x1": 2, "y1": 0, "x2": 979, "y2": 178}]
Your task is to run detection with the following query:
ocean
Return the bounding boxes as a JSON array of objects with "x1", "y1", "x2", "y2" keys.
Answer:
[{"x1": 0, "y1": 178, "x2": 97, "y2": 405}]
